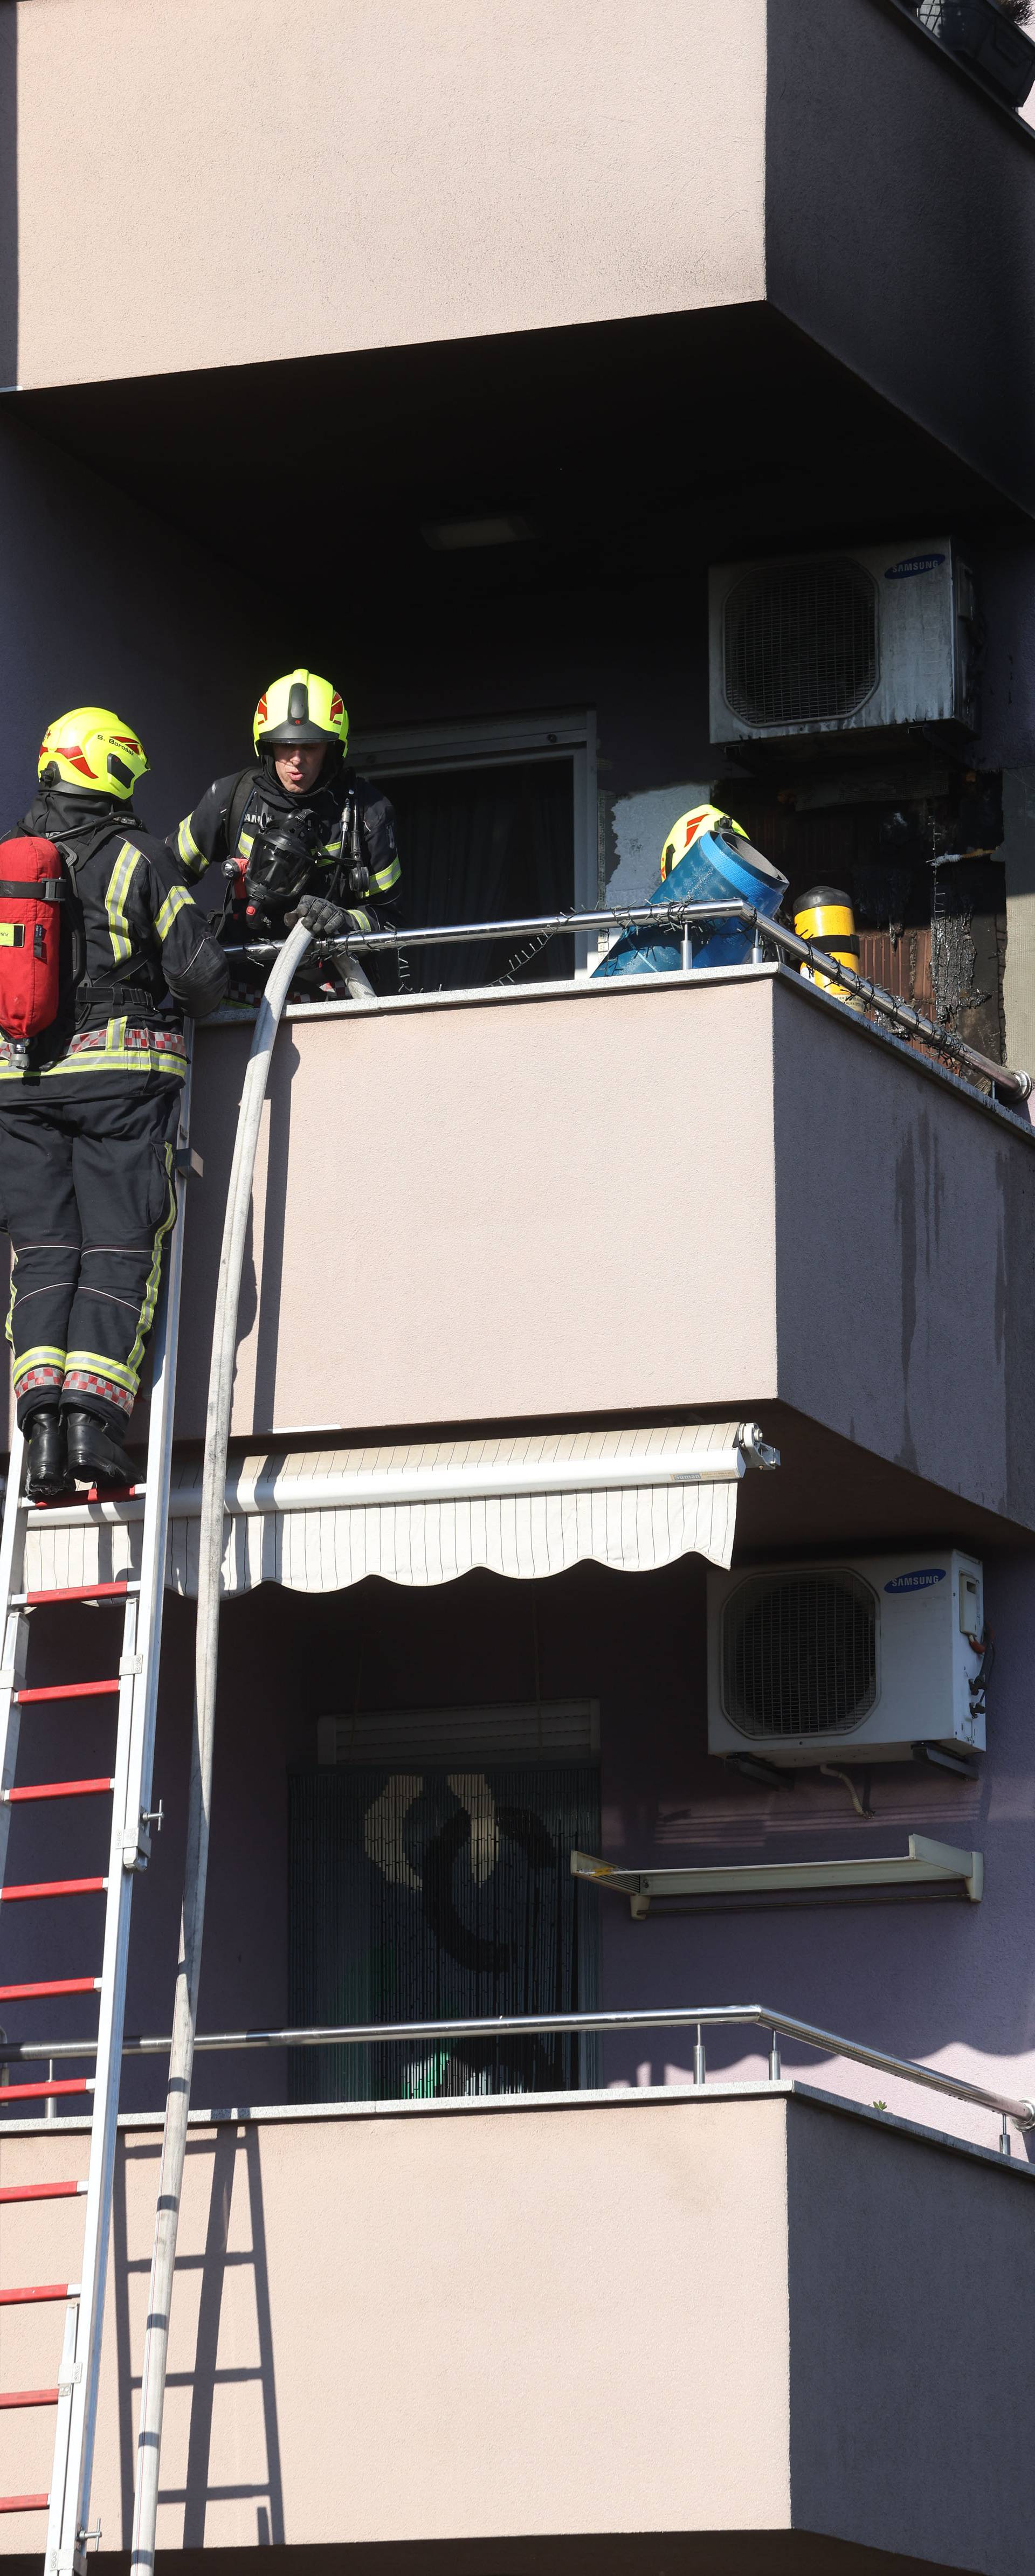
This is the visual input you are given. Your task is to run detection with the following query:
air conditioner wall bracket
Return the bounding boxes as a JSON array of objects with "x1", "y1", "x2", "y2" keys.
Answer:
[{"x1": 570, "y1": 1835, "x2": 983, "y2": 1916}]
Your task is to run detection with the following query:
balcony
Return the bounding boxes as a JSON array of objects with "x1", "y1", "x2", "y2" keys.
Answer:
[
  {"x1": 11, "y1": 1, "x2": 1035, "y2": 528},
  {"x1": 1, "y1": 2082, "x2": 1033, "y2": 2570},
  {"x1": 174, "y1": 959, "x2": 1035, "y2": 1546}
]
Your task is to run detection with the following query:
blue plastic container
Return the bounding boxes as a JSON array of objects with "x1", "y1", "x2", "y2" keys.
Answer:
[{"x1": 596, "y1": 824, "x2": 788, "y2": 978}]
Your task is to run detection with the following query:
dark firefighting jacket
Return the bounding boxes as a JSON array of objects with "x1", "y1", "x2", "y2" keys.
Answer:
[
  {"x1": 0, "y1": 788, "x2": 229, "y2": 1082},
  {"x1": 171, "y1": 762, "x2": 401, "y2": 914}
]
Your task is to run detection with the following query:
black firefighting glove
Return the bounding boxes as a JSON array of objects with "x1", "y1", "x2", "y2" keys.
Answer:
[{"x1": 290, "y1": 893, "x2": 372, "y2": 942}]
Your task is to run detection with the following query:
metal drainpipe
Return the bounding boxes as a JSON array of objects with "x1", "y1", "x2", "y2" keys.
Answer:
[{"x1": 130, "y1": 918, "x2": 313, "y2": 2572}]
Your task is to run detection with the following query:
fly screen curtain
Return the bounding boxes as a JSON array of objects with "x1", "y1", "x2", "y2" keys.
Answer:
[
  {"x1": 370, "y1": 756, "x2": 575, "y2": 990},
  {"x1": 288, "y1": 1764, "x2": 600, "y2": 2103}
]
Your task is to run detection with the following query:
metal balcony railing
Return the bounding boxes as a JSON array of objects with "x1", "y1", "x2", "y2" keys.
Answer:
[
  {"x1": 5, "y1": 2001, "x2": 1033, "y2": 2158},
  {"x1": 221, "y1": 899, "x2": 1033, "y2": 1104}
]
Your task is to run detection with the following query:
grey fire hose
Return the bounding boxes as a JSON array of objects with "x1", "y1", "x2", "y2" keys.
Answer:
[{"x1": 130, "y1": 919, "x2": 313, "y2": 2570}]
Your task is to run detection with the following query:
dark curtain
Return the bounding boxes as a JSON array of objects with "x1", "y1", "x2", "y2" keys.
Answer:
[
  {"x1": 369, "y1": 756, "x2": 575, "y2": 990},
  {"x1": 288, "y1": 1763, "x2": 600, "y2": 2103}
]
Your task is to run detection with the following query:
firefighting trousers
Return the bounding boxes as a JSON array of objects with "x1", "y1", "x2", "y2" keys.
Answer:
[{"x1": 0, "y1": 1076, "x2": 181, "y2": 1434}]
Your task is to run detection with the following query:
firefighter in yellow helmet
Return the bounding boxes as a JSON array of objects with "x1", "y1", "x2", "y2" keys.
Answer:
[
  {"x1": 0, "y1": 708, "x2": 228, "y2": 1498},
  {"x1": 171, "y1": 669, "x2": 401, "y2": 983}
]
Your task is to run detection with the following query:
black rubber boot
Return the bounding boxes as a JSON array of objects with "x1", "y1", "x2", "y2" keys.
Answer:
[
  {"x1": 64, "y1": 1408, "x2": 138, "y2": 1491},
  {"x1": 25, "y1": 1407, "x2": 72, "y2": 1501}
]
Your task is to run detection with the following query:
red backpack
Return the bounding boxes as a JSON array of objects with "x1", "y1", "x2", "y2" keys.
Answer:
[{"x1": 0, "y1": 836, "x2": 65, "y2": 1054}]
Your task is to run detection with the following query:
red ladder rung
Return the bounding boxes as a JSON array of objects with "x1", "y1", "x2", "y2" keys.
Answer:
[
  {"x1": 0, "y1": 1877, "x2": 106, "y2": 1903},
  {"x1": 18, "y1": 1581, "x2": 136, "y2": 1606},
  {"x1": 0, "y1": 1978, "x2": 100, "y2": 2002},
  {"x1": 24, "y1": 1484, "x2": 144, "y2": 1511},
  {"x1": 0, "y1": 2282, "x2": 79, "y2": 2304},
  {"x1": 13, "y1": 1680, "x2": 120, "y2": 1704},
  {"x1": 2, "y1": 1778, "x2": 113, "y2": 1804},
  {"x1": 0, "y1": 2388, "x2": 58, "y2": 2408},
  {"x1": 0, "y1": 2493, "x2": 49, "y2": 2512},
  {"x1": 0, "y1": 2080, "x2": 92, "y2": 2103},
  {"x1": 0, "y1": 2180, "x2": 86, "y2": 2202}
]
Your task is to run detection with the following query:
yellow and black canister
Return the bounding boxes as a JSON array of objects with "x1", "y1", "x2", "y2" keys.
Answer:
[{"x1": 793, "y1": 884, "x2": 860, "y2": 1003}]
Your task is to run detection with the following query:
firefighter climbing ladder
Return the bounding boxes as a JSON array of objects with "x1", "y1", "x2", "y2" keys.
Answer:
[{"x1": 0, "y1": 1063, "x2": 194, "y2": 2573}]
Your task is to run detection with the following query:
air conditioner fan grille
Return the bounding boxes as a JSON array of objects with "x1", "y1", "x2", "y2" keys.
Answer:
[
  {"x1": 721, "y1": 1571, "x2": 878, "y2": 1738},
  {"x1": 723, "y1": 559, "x2": 879, "y2": 727}
]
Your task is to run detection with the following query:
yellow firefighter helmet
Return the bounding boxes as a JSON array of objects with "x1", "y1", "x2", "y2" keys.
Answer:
[
  {"x1": 659, "y1": 802, "x2": 748, "y2": 881},
  {"x1": 253, "y1": 669, "x2": 348, "y2": 754},
  {"x1": 38, "y1": 707, "x2": 149, "y2": 800}
]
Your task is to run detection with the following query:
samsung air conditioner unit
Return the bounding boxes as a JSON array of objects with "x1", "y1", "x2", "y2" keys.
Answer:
[
  {"x1": 707, "y1": 1551, "x2": 985, "y2": 1767},
  {"x1": 708, "y1": 540, "x2": 978, "y2": 744}
]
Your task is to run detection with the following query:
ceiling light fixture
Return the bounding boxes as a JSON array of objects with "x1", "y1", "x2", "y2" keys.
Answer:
[{"x1": 422, "y1": 513, "x2": 533, "y2": 551}]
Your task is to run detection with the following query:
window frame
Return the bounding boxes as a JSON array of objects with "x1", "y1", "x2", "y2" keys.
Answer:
[{"x1": 350, "y1": 706, "x2": 598, "y2": 977}]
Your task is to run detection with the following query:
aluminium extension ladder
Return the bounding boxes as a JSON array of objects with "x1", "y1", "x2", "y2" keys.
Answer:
[{"x1": 0, "y1": 1064, "x2": 195, "y2": 2572}]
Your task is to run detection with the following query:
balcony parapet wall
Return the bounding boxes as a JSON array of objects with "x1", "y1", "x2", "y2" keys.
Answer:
[
  {"x1": 175, "y1": 967, "x2": 1035, "y2": 1535},
  {"x1": 1, "y1": 2087, "x2": 1032, "y2": 2568}
]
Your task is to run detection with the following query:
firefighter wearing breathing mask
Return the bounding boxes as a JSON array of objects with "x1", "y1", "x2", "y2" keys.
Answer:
[
  {"x1": 0, "y1": 709, "x2": 228, "y2": 1500},
  {"x1": 171, "y1": 668, "x2": 401, "y2": 975}
]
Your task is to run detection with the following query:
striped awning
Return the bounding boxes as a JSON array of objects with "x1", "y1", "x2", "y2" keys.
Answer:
[{"x1": 23, "y1": 1420, "x2": 776, "y2": 1599}]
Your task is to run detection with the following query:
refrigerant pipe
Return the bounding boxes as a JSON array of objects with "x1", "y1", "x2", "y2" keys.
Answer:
[{"x1": 130, "y1": 917, "x2": 314, "y2": 2574}]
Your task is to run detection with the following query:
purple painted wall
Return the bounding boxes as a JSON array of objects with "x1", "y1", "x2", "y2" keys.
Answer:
[
  {"x1": 2, "y1": 1548, "x2": 1031, "y2": 2157},
  {"x1": 0, "y1": 410, "x2": 275, "y2": 837}
]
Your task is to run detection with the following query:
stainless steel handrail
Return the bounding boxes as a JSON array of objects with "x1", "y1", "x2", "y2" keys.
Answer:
[
  {"x1": 6, "y1": 2002, "x2": 1032, "y2": 2137},
  {"x1": 220, "y1": 898, "x2": 1033, "y2": 1103}
]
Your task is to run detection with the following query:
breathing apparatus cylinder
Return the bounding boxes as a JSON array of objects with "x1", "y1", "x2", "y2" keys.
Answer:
[{"x1": 794, "y1": 885, "x2": 861, "y2": 1005}]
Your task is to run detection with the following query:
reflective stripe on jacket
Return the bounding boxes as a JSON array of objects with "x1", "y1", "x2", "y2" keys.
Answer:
[
  {"x1": 0, "y1": 813, "x2": 227, "y2": 1080},
  {"x1": 172, "y1": 768, "x2": 402, "y2": 907}
]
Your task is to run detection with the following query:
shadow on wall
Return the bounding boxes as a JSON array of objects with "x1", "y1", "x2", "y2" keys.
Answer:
[
  {"x1": 0, "y1": 7, "x2": 15, "y2": 394},
  {"x1": 115, "y1": 2128, "x2": 285, "y2": 2547}
]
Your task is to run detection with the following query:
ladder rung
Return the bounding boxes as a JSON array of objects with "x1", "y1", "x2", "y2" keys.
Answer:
[
  {"x1": 0, "y1": 1877, "x2": 106, "y2": 1903},
  {"x1": 0, "y1": 2492, "x2": 49, "y2": 2512},
  {"x1": 23, "y1": 1484, "x2": 144, "y2": 1513},
  {"x1": 0, "y1": 2388, "x2": 58, "y2": 2408},
  {"x1": 0, "y1": 2180, "x2": 86, "y2": 2202},
  {"x1": 0, "y1": 1978, "x2": 100, "y2": 2002},
  {"x1": 0, "y1": 2079, "x2": 93, "y2": 2103},
  {"x1": 13, "y1": 1679, "x2": 120, "y2": 1704},
  {"x1": 17, "y1": 1581, "x2": 138, "y2": 1606},
  {"x1": 0, "y1": 2282, "x2": 79, "y2": 2305},
  {"x1": 2, "y1": 1778, "x2": 114, "y2": 1804}
]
